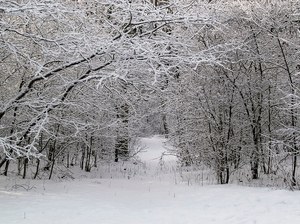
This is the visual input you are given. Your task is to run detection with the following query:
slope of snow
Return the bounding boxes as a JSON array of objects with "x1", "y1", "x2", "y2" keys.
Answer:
[{"x1": 1, "y1": 136, "x2": 300, "y2": 224}]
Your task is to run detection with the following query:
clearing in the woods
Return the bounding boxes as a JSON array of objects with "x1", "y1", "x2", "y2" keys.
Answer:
[{"x1": 1, "y1": 136, "x2": 300, "y2": 224}]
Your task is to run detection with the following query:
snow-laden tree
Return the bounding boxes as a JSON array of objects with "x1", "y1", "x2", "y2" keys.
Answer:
[
  {"x1": 0, "y1": 0, "x2": 237, "y2": 177},
  {"x1": 165, "y1": 0, "x2": 300, "y2": 186}
]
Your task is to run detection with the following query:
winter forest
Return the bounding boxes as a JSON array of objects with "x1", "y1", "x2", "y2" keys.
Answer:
[{"x1": 1, "y1": 0, "x2": 300, "y2": 223}]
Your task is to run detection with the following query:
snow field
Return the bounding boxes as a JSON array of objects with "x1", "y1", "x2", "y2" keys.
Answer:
[{"x1": 1, "y1": 136, "x2": 300, "y2": 224}]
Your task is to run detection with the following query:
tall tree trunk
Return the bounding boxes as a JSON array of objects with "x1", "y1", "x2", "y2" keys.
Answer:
[
  {"x1": 34, "y1": 159, "x2": 40, "y2": 179},
  {"x1": 115, "y1": 104, "x2": 129, "y2": 162},
  {"x1": 162, "y1": 113, "x2": 169, "y2": 137},
  {"x1": 80, "y1": 145, "x2": 85, "y2": 170},
  {"x1": 66, "y1": 152, "x2": 70, "y2": 168},
  {"x1": 93, "y1": 150, "x2": 97, "y2": 168},
  {"x1": 277, "y1": 37, "x2": 297, "y2": 186},
  {"x1": 23, "y1": 158, "x2": 28, "y2": 179},
  {"x1": 3, "y1": 160, "x2": 10, "y2": 176},
  {"x1": 266, "y1": 84, "x2": 272, "y2": 174},
  {"x1": 18, "y1": 158, "x2": 22, "y2": 175},
  {"x1": 85, "y1": 136, "x2": 93, "y2": 172},
  {"x1": 49, "y1": 153, "x2": 55, "y2": 180}
]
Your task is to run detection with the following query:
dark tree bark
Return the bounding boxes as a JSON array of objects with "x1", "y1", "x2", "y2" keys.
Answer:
[
  {"x1": 115, "y1": 104, "x2": 129, "y2": 162},
  {"x1": 3, "y1": 160, "x2": 10, "y2": 176},
  {"x1": 23, "y1": 158, "x2": 28, "y2": 179},
  {"x1": 34, "y1": 159, "x2": 40, "y2": 179},
  {"x1": 80, "y1": 145, "x2": 85, "y2": 170}
]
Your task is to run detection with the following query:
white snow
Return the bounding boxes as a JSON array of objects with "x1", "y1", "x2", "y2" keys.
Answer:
[
  {"x1": 138, "y1": 136, "x2": 176, "y2": 162},
  {"x1": 1, "y1": 136, "x2": 300, "y2": 224}
]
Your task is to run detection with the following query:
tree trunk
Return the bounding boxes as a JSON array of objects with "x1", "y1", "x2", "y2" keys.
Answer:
[
  {"x1": 23, "y1": 158, "x2": 28, "y2": 179},
  {"x1": 49, "y1": 153, "x2": 55, "y2": 180},
  {"x1": 67, "y1": 152, "x2": 70, "y2": 168},
  {"x1": 115, "y1": 103, "x2": 129, "y2": 162},
  {"x1": 34, "y1": 159, "x2": 40, "y2": 179},
  {"x1": 93, "y1": 151, "x2": 97, "y2": 168},
  {"x1": 277, "y1": 37, "x2": 297, "y2": 186},
  {"x1": 80, "y1": 146, "x2": 85, "y2": 170},
  {"x1": 3, "y1": 160, "x2": 10, "y2": 176},
  {"x1": 18, "y1": 158, "x2": 22, "y2": 175}
]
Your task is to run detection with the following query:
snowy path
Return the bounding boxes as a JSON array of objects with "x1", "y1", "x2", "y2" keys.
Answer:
[
  {"x1": 138, "y1": 136, "x2": 176, "y2": 163},
  {"x1": 1, "y1": 136, "x2": 300, "y2": 224}
]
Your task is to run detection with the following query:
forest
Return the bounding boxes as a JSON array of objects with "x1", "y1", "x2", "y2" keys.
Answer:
[{"x1": 1, "y1": 0, "x2": 300, "y2": 190}]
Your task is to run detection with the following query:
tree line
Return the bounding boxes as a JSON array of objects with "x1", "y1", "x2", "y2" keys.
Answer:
[{"x1": 0, "y1": 0, "x2": 300, "y2": 188}]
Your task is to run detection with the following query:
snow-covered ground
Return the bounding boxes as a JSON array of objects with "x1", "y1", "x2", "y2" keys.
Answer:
[
  {"x1": 1, "y1": 136, "x2": 300, "y2": 224},
  {"x1": 138, "y1": 136, "x2": 176, "y2": 163}
]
